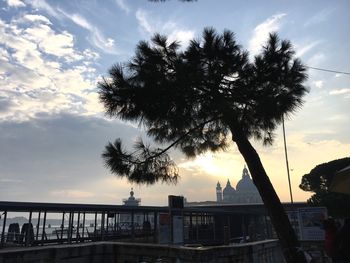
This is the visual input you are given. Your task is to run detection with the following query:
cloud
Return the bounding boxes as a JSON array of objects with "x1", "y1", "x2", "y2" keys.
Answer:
[
  {"x1": 136, "y1": 9, "x2": 154, "y2": 35},
  {"x1": 179, "y1": 150, "x2": 243, "y2": 181},
  {"x1": 304, "y1": 8, "x2": 334, "y2": 27},
  {"x1": 0, "y1": 15, "x2": 102, "y2": 121},
  {"x1": 0, "y1": 178, "x2": 23, "y2": 183},
  {"x1": 249, "y1": 13, "x2": 286, "y2": 56},
  {"x1": 307, "y1": 53, "x2": 326, "y2": 67},
  {"x1": 329, "y1": 88, "x2": 350, "y2": 95},
  {"x1": 5, "y1": 0, "x2": 25, "y2": 7},
  {"x1": 18, "y1": 14, "x2": 52, "y2": 24},
  {"x1": 0, "y1": 96, "x2": 15, "y2": 112},
  {"x1": 65, "y1": 12, "x2": 118, "y2": 54},
  {"x1": 0, "y1": 113, "x2": 142, "y2": 203},
  {"x1": 50, "y1": 189, "x2": 95, "y2": 199},
  {"x1": 135, "y1": 9, "x2": 194, "y2": 47},
  {"x1": 295, "y1": 40, "x2": 321, "y2": 58},
  {"x1": 312, "y1": 80, "x2": 324, "y2": 89},
  {"x1": 26, "y1": 0, "x2": 118, "y2": 54},
  {"x1": 115, "y1": 0, "x2": 130, "y2": 14},
  {"x1": 69, "y1": 13, "x2": 93, "y2": 30},
  {"x1": 26, "y1": 0, "x2": 60, "y2": 18},
  {"x1": 327, "y1": 114, "x2": 348, "y2": 122}
]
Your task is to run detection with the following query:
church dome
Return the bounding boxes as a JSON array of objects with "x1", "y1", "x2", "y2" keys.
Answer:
[
  {"x1": 223, "y1": 179, "x2": 236, "y2": 195},
  {"x1": 236, "y1": 167, "x2": 258, "y2": 193},
  {"x1": 128, "y1": 188, "x2": 135, "y2": 200}
]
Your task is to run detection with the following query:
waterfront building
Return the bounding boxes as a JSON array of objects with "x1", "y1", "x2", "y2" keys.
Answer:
[
  {"x1": 122, "y1": 188, "x2": 141, "y2": 206},
  {"x1": 121, "y1": 188, "x2": 143, "y2": 226},
  {"x1": 217, "y1": 166, "x2": 262, "y2": 204}
]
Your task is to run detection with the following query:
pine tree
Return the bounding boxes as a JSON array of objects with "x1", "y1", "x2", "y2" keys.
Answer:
[{"x1": 99, "y1": 28, "x2": 308, "y2": 262}]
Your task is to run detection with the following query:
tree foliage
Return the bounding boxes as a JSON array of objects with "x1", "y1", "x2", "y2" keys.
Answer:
[
  {"x1": 99, "y1": 28, "x2": 307, "y2": 184},
  {"x1": 300, "y1": 157, "x2": 350, "y2": 216}
]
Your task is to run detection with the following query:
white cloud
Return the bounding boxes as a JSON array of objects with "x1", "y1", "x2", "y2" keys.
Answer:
[
  {"x1": 329, "y1": 88, "x2": 350, "y2": 95},
  {"x1": 26, "y1": 0, "x2": 60, "y2": 18},
  {"x1": 307, "y1": 53, "x2": 326, "y2": 67},
  {"x1": 136, "y1": 9, "x2": 154, "y2": 35},
  {"x1": 0, "y1": 47, "x2": 10, "y2": 61},
  {"x1": 135, "y1": 9, "x2": 194, "y2": 47},
  {"x1": 115, "y1": 0, "x2": 130, "y2": 14},
  {"x1": 106, "y1": 38, "x2": 115, "y2": 48},
  {"x1": 26, "y1": 0, "x2": 118, "y2": 54},
  {"x1": 66, "y1": 12, "x2": 118, "y2": 54},
  {"x1": 5, "y1": 0, "x2": 25, "y2": 7},
  {"x1": 295, "y1": 40, "x2": 321, "y2": 58},
  {"x1": 304, "y1": 8, "x2": 334, "y2": 27},
  {"x1": 312, "y1": 80, "x2": 324, "y2": 89},
  {"x1": 327, "y1": 114, "x2": 348, "y2": 122},
  {"x1": 0, "y1": 178, "x2": 23, "y2": 183},
  {"x1": 24, "y1": 25, "x2": 78, "y2": 59},
  {"x1": 0, "y1": 16, "x2": 103, "y2": 121},
  {"x1": 19, "y1": 14, "x2": 52, "y2": 24},
  {"x1": 249, "y1": 13, "x2": 286, "y2": 56},
  {"x1": 69, "y1": 13, "x2": 93, "y2": 30}
]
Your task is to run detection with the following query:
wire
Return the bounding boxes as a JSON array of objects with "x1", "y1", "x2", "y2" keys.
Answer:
[{"x1": 306, "y1": 66, "x2": 350, "y2": 75}]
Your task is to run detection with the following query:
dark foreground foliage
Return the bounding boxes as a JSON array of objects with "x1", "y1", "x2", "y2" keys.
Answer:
[{"x1": 300, "y1": 157, "x2": 350, "y2": 217}]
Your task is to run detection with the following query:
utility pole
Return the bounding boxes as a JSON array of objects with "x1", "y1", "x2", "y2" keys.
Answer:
[{"x1": 282, "y1": 115, "x2": 294, "y2": 204}]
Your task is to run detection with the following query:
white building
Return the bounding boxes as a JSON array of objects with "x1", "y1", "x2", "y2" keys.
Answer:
[{"x1": 122, "y1": 188, "x2": 141, "y2": 206}]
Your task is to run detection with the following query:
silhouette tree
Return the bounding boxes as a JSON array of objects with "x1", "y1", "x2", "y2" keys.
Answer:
[
  {"x1": 99, "y1": 28, "x2": 308, "y2": 262},
  {"x1": 300, "y1": 157, "x2": 350, "y2": 217}
]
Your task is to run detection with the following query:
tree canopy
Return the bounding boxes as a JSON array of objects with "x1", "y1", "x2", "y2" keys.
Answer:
[
  {"x1": 300, "y1": 157, "x2": 350, "y2": 217},
  {"x1": 99, "y1": 28, "x2": 307, "y2": 184}
]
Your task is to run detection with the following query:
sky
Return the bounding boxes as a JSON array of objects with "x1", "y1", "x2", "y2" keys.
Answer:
[{"x1": 0, "y1": 0, "x2": 349, "y2": 206}]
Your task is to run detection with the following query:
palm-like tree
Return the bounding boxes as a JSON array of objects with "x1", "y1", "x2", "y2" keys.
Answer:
[{"x1": 99, "y1": 28, "x2": 308, "y2": 262}]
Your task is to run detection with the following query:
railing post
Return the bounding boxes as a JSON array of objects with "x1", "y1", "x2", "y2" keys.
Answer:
[
  {"x1": 67, "y1": 212, "x2": 72, "y2": 243},
  {"x1": 1, "y1": 211, "x2": 7, "y2": 247},
  {"x1": 101, "y1": 212, "x2": 105, "y2": 241},
  {"x1": 94, "y1": 212, "x2": 97, "y2": 241},
  {"x1": 153, "y1": 211, "x2": 157, "y2": 243},
  {"x1": 25, "y1": 211, "x2": 32, "y2": 247},
  {"x1": 131, "y1": 211, "x2": 135, "y2": 241},
  {"x1": 60, "y1": 212, "x2": 65, "y2": 241},
  {"x1": 114, "y1": 212, "x2": 117, "y2": 233},
  {"x1": 41, "y1": 211, "x2": 47, "y2": 246},
  {"x1": 35, "y1": 211, "x2": 41, "y2": 242},
  {"x1": 76, "y1": 211, "x2": 80, "y2": 242},
  {"x1": 82, "y1": 212, "x2": 86, "y2": 241},
  {"x1": 71, "y1": 212, "x2": 74, "y2": 242}
]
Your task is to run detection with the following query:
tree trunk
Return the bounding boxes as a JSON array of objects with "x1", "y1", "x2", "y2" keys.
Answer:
[{"x1": 230, "y1": 125, "x2": 307, "y2": 263}]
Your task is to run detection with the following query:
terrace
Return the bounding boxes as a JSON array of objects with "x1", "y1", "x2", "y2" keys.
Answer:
[{"x1": 0, "y1": 201, "x2": 326, "y2": 262}]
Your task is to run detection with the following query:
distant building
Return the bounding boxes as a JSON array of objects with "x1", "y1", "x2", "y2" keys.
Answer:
[
  {"x1": 122, "y1": 188, "x2": 141, "y2": 206},
  {"x1": 121, "y1": 188, "x2": 142, "y2": 225},
  {"x1": 185, "y1": 166, "x2": 262, "y2": 207},
  {"x1": 216, "y1": 166, "x2": 262, "y2": 204},
  {"x1": 216, "y1": 182, "x2": 222, "y2": 202}
]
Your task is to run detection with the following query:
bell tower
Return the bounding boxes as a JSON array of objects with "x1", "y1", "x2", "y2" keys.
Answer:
[{"x1": 216, "y1": 181, "x2": 222, "y2": 202}]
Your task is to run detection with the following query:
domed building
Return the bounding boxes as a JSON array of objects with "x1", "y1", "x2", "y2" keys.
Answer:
[
  {"x1": 216, "y1": 166, "x2": 262, "y2": 204},
  {"x1": 123, "y1": 188, "x2": 141, "y2": 206},
  {"x1": 222, "y1": 179, "x2": 236, "y2": 202}
]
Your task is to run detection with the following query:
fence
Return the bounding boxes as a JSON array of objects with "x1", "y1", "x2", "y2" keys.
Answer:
[{"x1": 0, "y1": 240, "x2": 285, "y2": 263}]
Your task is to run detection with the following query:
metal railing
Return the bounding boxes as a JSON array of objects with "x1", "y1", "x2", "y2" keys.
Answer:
[{"x1": 0, "y1": 240, "x2": 285, "y2": 263}]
